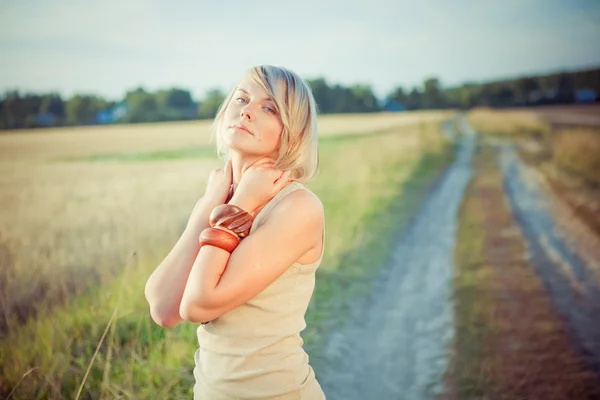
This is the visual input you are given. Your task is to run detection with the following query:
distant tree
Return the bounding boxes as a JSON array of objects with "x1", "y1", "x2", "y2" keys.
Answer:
[
  {"x1": 0, "y1": 91, "x2": 20, "y2": 129},
  {"x1": 164, "y1": 88, "x2": 194, "y2": 109},
  {"x1": 3, "y1": 66, "x2": 599, "y2": 130},
  {"x1": 156, "y1": 88, "x2": 197, "y2": 120},
  {"x1": 556, "y1": 73, "x2": 574, "y2": 103},
  {"x1": 65, "y1": 94, "x2": 107, "y2": 125},
  {"x1": 198, "y1": 89, "x2": 226, "y2": 119},
  {"x1": 405, "y1": 87, "x2": 423, "y2": 110},
  {"x1": 40, "y1": 94, "x2": 65, "y2": 116},
  {"x1": 327, "y1": 84, "x2": 348, "y2": 113},
  {"x1": 350, "y1": 84, "x2": 380, "y2": 112},
  {"x1": 389, "y1": 87, "x2": 407, "y2": 107},
  {"x1": 422, "y1": 77, "x2": 444, "y2": 109},
  {"x1": 306, "y1": 78, "x2": 331, "y2": 113},
  {"x1": 40, "y1": 93, "x2": 65, "y2": 125},
  {"x1": 307, "y1": 79, "x2": 379, "y2": 113},
  {"x1": 122, "y1": 88, "x2": 160, "y2": 123},
  {"x1": 489, "y1": 83, "x2": 515, "y2": 107},
  {"x1": 21, "y1": 94, "x2": 44, "y2": 127},
  {"x1": 0, "y1": 91, "x2": 56, "y2": 128},
  {"x1": 514, "y1": 77, "x2": 539, "y2": 105}
]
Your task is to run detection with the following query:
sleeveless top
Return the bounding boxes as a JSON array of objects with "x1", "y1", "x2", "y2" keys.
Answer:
[{"x1": 193, "y1": 181, "x2": 326, "y2": 399}]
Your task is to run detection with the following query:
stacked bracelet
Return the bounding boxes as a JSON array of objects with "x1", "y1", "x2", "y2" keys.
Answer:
[
  {"x1": 198, "y1": 202, "x2": 254, "y2": 254},
  {"x1": 199, "y1": 227, "x2": 240, "y2": 253},
  {"x1": 209, "y1": 204, "x2": 253, "y2": 238}
]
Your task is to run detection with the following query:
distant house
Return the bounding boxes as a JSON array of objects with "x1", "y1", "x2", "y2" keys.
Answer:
[
  {"x1": 574, "y1": 89, "x2": 597, "y2": 103},
  {"x1": 35, "y1": 113, "x2": 58, "y2": 127},
  {"x1": 97, "y1": 104, "x2": 128, "y2": 124},
  {"x1": 528, "y1": 90, "x2": 543, "y2": 103},
  {"x1": 544, "y1": 88, "x2": 557, "y2": 99},
  {"x1": 383, "y1": 99, "x2": 406, "y2": 112}
]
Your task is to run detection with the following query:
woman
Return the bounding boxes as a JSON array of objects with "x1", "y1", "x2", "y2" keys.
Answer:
[{"x1": 144, "y1": 65, "x2": 326, "y2": 399}]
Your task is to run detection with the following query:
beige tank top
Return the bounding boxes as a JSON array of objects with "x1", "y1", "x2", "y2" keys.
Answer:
[{"x1": 193, "y1": 182, "x2": 326, "y2": 399}]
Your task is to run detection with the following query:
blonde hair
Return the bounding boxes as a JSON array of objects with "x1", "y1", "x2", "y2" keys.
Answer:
[{"x1": 210, "y1": 65, "x2": 320, "y2": 184}]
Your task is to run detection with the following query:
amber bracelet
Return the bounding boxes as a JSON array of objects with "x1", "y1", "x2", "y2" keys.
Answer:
[
  {"x1": 199, "y1": 227, "x2": 241, "y2": 253},
  {"x1": 209, "y1": 204, "x2": 253, "y2": 238}
]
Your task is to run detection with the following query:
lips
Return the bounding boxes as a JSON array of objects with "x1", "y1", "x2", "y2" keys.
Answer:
[{"x1": 231, "y1": 124, "x2": 253, "y2": 135}]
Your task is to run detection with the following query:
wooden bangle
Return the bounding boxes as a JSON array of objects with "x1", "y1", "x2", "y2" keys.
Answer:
[
  {"x1": 199, "y1": 227, "x2": 240, "y2": 253},
  {"x1": 209, "y1": 204, "x2": 253, "y2": 238}
]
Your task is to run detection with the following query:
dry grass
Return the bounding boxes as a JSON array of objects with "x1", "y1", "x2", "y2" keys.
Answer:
[
  {"x1": 466, "y1": 107, "x2": 600, "y2": 239},
  {"x1": 0, "y1": 111, "x2": 451, "y2": 163},
  {"x1": 449, "y1": 143, "x2": 600, "y2": 399},
  {"x1": 0, "y1": 111, "x2": 451, "y2": 331},
  {"x1": 466, "y1": 107, "x2": 600, "y2": 185},
  {"x1": 467, "y1": 107, "x2": 550, "y2": 139},
  {"x1": 552, "y1": 128, "x2": 600, "y2": 186},
  {"x1": 0, "y1": 158, "x2": 218, "y2": 331},
  {"x1": 0, "y1": 113, "x2": 454, "y2": 398}
]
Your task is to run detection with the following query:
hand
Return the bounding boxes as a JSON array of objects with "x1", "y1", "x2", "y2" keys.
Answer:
[
  {"x1": 229, "y1": 157, "x2": 292, "y2": 213},
  {"x1": 203, "y1": 159, "x2": 233, "y2": 205}
]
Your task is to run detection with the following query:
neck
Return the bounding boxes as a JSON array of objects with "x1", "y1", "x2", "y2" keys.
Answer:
[
  {"x1": 230, "y1": 151, "x2": 264, "y2": 192},
  {"x1": 228, "y1": 150, "x2": 284, "y2": 216}
]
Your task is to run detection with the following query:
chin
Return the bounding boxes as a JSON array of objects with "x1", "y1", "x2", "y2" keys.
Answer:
[
  {"x1": 224, "y1": 131, "x2": 250, "y2": 146},
  {"x1": 224, "y1": 141, "x2": 255, "y2": 156}
]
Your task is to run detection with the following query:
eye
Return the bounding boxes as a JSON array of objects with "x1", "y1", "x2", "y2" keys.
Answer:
[
  {"x1": 264, "y1": 106, "x2": 276, "y2": 114},
  {"x1": 235, "y1": 97, "x2": 248, "y2": 104}
]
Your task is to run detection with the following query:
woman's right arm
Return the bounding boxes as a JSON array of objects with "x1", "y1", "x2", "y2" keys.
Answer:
[{"x1": 144, "y1": 196, "x2": 221, "y2": 327}]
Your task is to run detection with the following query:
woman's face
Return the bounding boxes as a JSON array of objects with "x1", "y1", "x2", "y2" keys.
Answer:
[{"x1": 222, "y1": 74, "x2": 284, "y2": 158}]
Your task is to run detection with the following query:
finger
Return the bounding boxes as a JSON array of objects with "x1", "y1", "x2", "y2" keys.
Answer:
[
  {"x1": 249, "y1": 158, "x2": 268, "y2": 168},
  {"x1": 256, "y1": 157, "x2": 276, "y2": 167},
  {"x1": 255, "y1": 161, "x2": 276, "y2": 171},
  {"x1": 274, "y1": 170, "x2": 291, "y2": 186},
  {"x1": 226, "y1": 159, "x2": 233, "y2": 182}
]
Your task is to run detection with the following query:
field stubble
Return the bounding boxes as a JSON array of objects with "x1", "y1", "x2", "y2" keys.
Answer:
[{"x1": 0, "y1": 111, "x2": 453, "y2": 398}]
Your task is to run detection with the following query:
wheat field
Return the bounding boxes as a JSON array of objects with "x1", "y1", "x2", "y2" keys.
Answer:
[{"x1": 0, "y1": 110, "x2": 453, "y2": 398}]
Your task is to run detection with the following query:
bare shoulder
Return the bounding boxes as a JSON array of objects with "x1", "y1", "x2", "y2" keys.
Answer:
[
  {"x1": 270, "y1": 185, "x2": 324, "y2": 224},
  {"x1": 259, "y1": 185, "x2": 324, "y2": 246}
]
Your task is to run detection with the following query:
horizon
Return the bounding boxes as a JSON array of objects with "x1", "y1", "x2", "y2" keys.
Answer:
[{"x1": 2, "y1": 63, "x2": 599, "y2": 103}]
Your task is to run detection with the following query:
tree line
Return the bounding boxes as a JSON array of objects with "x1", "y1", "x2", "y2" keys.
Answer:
[{"x1": 1, "y1": 66, "x2": 598, "y2": 130}]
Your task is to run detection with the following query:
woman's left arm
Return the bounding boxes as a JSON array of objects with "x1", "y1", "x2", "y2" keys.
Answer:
[{"x1": 179, "y1": 189, "x2": 324, "y2": 323}]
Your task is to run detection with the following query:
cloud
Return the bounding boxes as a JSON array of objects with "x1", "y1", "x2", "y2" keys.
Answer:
[{"x1": 1, "y1": 0, "x2": 599, "y2": 99}]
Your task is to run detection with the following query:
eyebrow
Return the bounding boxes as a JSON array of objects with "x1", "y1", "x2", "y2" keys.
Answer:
[{"x1": 236, "y1": 88, "x2": 273, "y2": 102}]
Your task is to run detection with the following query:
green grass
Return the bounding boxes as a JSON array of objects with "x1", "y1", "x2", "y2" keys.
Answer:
[
  {"x1": 54, "y1": 145, "x2": 219, "y2": 163},
  {"x1": 1, "y1": 121, "x2": 454, "y2": 399},
  {"x1": 54, "y1": 127, "x2": 403, "y2": 164}
]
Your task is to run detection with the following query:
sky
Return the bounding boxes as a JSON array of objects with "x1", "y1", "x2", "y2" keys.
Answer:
[{"x1": 1, "y1": 0, "x2": 599, "y2": 101}]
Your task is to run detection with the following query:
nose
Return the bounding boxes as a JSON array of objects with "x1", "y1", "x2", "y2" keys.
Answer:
[{"x1": 240, "y1": 104, "x2": 252, "y2": 121}]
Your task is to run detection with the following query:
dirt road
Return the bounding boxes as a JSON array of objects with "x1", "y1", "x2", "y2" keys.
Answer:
[
  {"x1": 318, "y1": 118, "x2": 475, "y2": 399},
  {"x1": 317, "y1": 117, "x2": 600, "y2": 399}
]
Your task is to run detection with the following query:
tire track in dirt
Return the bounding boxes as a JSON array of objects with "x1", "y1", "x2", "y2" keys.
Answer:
[
  {"x1": 447, "y1": 140, "x2": 600, "y2": 399},
  {"x1": 499, "y1": 144, "x2": 600, "y2": 374}
]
